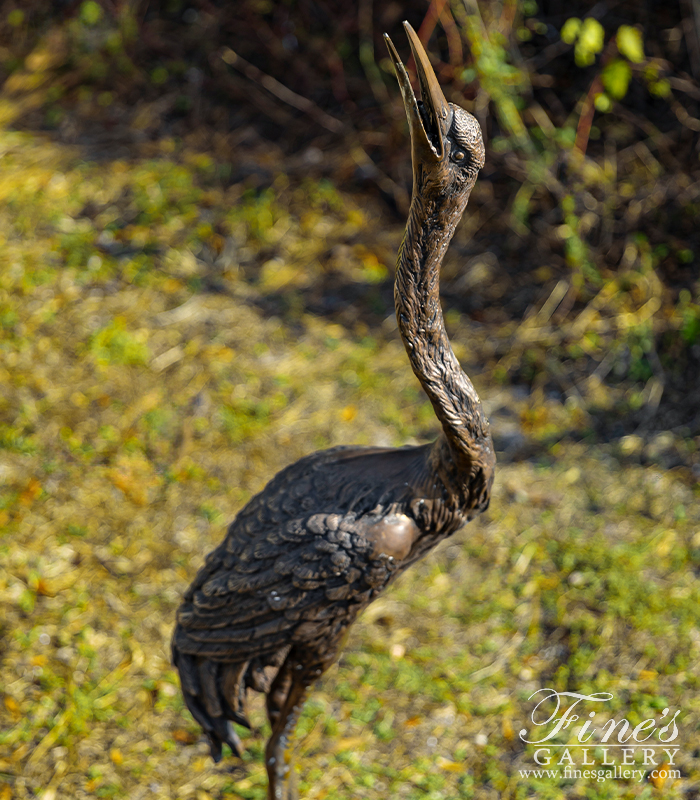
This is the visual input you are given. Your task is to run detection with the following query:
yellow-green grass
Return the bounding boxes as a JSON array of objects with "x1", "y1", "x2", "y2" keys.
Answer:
[{"x1": 1, "y1": 130, "x2": 699, "y2": 800}]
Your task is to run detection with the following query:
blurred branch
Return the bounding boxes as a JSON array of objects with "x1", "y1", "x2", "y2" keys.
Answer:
[
  {"x1": 417, "y1": 0, "x2": 463, "y2": 69},
  {"x1": 574, "y1": 73, "x2": 604, "y2": 158},
  {"x1": 669, "y1": 75, "x2": 700, "y2": 99},
  {"x1": 221, "y1": 47, "x2": 345, "y2": 134},
  {"x1": 670, "y1": 97, "x2": 700, "y2": 131},
  {"x1": 460, "y1": 0, "x2": 535, "y2": 155},
  {"x1": 358, "y1": 0, "x2": 390, "y2": 106},
  {"x1": 574, "y1": 37, "x2": 620, "y2": 157},
  {"x1": 680, "y1": 0, "x2": 700, "y2": 80},
  {"x1": 220, "y1": 46, "x2": 408, "y2": 212}
]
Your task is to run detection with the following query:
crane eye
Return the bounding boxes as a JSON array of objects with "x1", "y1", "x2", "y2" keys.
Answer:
[{"x1": 451, "y1": 148, "x2": 466, "y2": 164}]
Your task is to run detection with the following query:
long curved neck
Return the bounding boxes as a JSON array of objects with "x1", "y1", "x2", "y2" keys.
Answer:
[{"x1": 395, "y1": 184, "x2": 489, "y2": 465}]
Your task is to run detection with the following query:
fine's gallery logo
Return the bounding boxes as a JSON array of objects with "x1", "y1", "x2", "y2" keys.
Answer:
[{"x1": 517, "y1": 688, "x2": 682, "y2": 784}]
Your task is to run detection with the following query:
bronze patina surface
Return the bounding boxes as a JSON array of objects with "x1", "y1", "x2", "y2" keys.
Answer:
[{"x1": 173, "y1": 22, "x2": 495, "y2": 800}]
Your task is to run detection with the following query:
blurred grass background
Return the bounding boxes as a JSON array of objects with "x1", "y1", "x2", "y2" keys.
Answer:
[{"x1": 1, "y1": 1, "x2": 699, "y2": 798}]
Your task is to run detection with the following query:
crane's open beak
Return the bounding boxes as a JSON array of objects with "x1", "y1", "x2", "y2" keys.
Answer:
[{"x1": 384, "y1": 22, "x2": 452, "y2": 162}]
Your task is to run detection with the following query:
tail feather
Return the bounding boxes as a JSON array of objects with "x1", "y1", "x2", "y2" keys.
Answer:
[
  {"x1": 222, "y1": 661, "x2": 251, "y2": 728},
  {"x1": 172, "y1": 634, "x2": 249, "y2": 760},
  {"x1": 199, "y1": 659, "x2": 224, "y2": 718}
]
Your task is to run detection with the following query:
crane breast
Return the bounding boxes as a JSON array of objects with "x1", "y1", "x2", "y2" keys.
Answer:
[{"x1": 363, "y1": 513, "x2": 420, "y2": 561}]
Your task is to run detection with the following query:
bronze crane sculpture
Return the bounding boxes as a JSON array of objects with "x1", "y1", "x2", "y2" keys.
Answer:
[{"x1": 173, "y1": 22, "x2": 495, "y2": 800}]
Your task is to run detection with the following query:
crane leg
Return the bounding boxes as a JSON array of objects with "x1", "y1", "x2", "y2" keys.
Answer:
[
  {"x1": 265, "y1": 656, "x2": 316, "y2": 800},
  {"x1": 266, "y1": 657, "x2": 293, "y2": 731}
]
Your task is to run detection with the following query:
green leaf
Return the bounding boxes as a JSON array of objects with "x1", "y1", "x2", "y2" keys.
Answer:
[
  {"x1": 602, "y1": 59, "x2": 632, "y2": 100},
  {"x1": 574, "y1": 44, "x2": 594, "y2": 67},
  {"x1": 650, "y1": 78, "x2": 671, "y2": 97},
  {"x1": 617, "y1": 25, "x2": 644, "y2": 63},
  {"x1": 574, "y1": 18, "x2": 605, "y2": 66},
  {"x1": 578, "y1": 17, "x2": 605, "y2": 55},
  {"x1": 594, "y1": 92, "x2": 612, "y2": 113},
  {"x1": 80, "y1": 1, "x2": 103, "y2": 25},
  {"x1": 561, "y1": 17, "x2": 582, "y2": 45}
]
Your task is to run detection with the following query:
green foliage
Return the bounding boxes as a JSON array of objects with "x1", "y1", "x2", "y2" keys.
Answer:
[
  {"x1": 560, "y1": 18, "x2": 581, "y2": 45},
  {"x1": 89, "y1": 318, "x2": 151, "y2": 367},
  {"x1": 602, "y1": 59, "x2": 632, "y2": 100},
  {"x1": 0, "y1": 424, "x2": 37, "y2": 454},
  {"x1": 574, "y1": 18, "x2": 605, "y2": 67},
  {"x1": 80, "y1": 1, "x2": 103, "y2": 26},
  {"x1": 594, "y1": 92, "x2": 612, "y2": 113},
  {"x1": 151, "y1": 66, "x2": 168, "y2": 85},
  {"x1": 219, "y1": 394, "x2": 288, "y2": 444},
  {"x1": 459, "y1": 4, "x2": 532, "y2": 152},
  {"x1": 0, "y1": 5, "x2": 698, "y2": 799},
  {"x1": 617, "y1": 25, "x2": 645, "y2": 63},
  {"x1": 559, "y1": 17, "x2": 654, "y2": 116},
  {"x1": 7, "y1": 9, "x2": 24, "y2": 27},
  {"x1": 679, "y1": 290, "x2": 700, "y2": 344}
]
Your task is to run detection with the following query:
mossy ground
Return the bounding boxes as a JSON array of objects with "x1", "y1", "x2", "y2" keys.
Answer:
[{"x1": 1, "y1": 124, "x2": 699, "y2": 800}]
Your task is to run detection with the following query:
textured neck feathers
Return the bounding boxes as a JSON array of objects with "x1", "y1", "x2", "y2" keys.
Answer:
[{"x1": 394, "y1": 180, "x2": 491, "y2": 469}]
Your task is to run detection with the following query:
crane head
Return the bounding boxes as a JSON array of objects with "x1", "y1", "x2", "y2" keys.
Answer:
[{"x1": 384, "y1": 22, "x2": 484, "y2": 191}]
